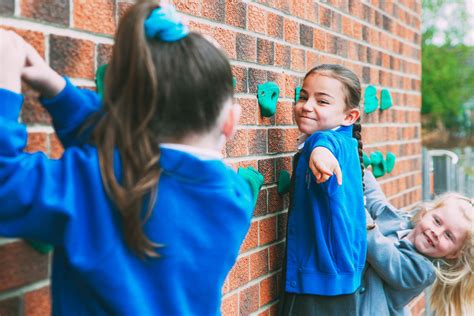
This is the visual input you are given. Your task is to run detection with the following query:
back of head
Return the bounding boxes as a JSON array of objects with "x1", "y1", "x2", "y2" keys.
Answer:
[
  {"x1": 418, "y1": 194, "x2": 474, "y2": 316},
  {"x1": 93, "y1": 0, "x2": 233, "y2": 258}
]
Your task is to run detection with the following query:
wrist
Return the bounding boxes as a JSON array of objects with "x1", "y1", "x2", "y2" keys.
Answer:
[{"x1": 41, "y1": 72, "x2": 66, "y2": 99}]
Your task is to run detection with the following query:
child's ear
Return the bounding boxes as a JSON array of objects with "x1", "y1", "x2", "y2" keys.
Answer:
[
  {"x1": 342, "y1": 108, "x2": 361, "y2": 126},
  {"x1": 222, "y1": 102, "x2": 241, "y2": 139}
]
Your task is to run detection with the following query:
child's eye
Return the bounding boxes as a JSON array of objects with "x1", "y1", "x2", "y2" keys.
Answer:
[
  {"x1": 319, "y1": 100, "x2": 329, "y2": 105},
  {"x1": 445, "y1": 231, "x2": 454, "y2": 241},
  {"x1": 433, "y1": 216, "x2": 441, "y2": 225}
]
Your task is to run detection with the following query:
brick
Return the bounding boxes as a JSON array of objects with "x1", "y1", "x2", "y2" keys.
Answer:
[
  {"x1": 313, "y1": 28, "x2": 326, "y2": 51},
  {"x1": 274, "y1": 44, "x2": 291, "y2": 69},
  {"x1": 202, "y1": 0, "x2": 225, "y2": 22},
  {"x1": 254, "y1": 189, "x2": 268, "y2": 216},
  {"x1": 283, "y1": 19, "x2": 298, "y2": 44},
  {"x1": 0, "y1": 0, "x2": 14, "y2": 15},
  {"x1": 290, "y1": 48, "x2": 305, "y2": 72},
  {"x1": 221, "y1": 293, "x2": 238, "y2": 316},
  {"x1": 299, "y1": 24, "x2": 313, "y2": 48},
  {"x1": 277, "y1": 212, "x2": 288, "y2": 240},
  {"x1": 226, "y1": 129, "x2": 248, "y2": 157},
  {"x1": 331, "y1": 12, "x2": 342, "y2": 32},
  {"x1": 225, "y1": 0, "x2": 246, "y2": 29},
  {"x1": 248, "y1": 68, "x2": 267, "y2": 94},
  {"x1": 305, "y1": 0, "x2": 319, "y2": 22},
  {"x1": 232, "y1": 66, "x2": 248, "y2": 94},
  {"x1": 21, "y1": 85, "x2": 52, "y2": 125},
  {"x1": 259, "y1": 216, "x2": 277, "y2": 245},
  {"x1": 21, "y1": 0, "x2": 69, "y2": 26},
  {"x1": 24, "y1": 286, "x2": 51, "y2": 316},
  {"x1": 228, "y1": 256, "x2": 249, "y2": 291},
  {"x1": 240, "y1": 221, "x2": 259, "y2": 252},
  {"x1": 268, "y1": 187, "x2": 284, "y2": 213},
  {"x1": 267, "y1": 13, "x2": 283, "y2": 39},
  {"x1": 0, "y1": 240, "x2": 49, "y2": 292},
  {"x1": 249, "y1": 129, "x2": 268, "y2": 155},
  {"x1": 25, "y1": 133, "x2": 48, "y2": 154},
  {"x1": 290, "y1": 0, "x2": 305, "y2": 18},
  {"x1": 236, "y1": 33, "x2": 256, "y2": 63},
  {"x1": 319, "y1": 5, "x2": 332, "y2": 28},
  {"x1": 239, "y1": 284, "x2": 259, "y2": 315},
  {"x1": 97, "y1": 43, "x2": 113, "y2": 67},
  {"x1": 275, "y1": 101, "x2": 294, "y2": 125},
  {"x1": 342, "y1": 16, "x2": 352, "y2": 37},
  {"x1": 248, "y1": 5, "x2": 267, "y2": 35},
  {"x1": 173, "y1": 0, "x2": 201, "y2": 16},
  {"x1": 260, "y1": 275, "x2": 277, "y2": 306},
  {"x1": 257, "y1": 38, "x2": 274, "y2": 65},
  {"x1": 250, "y1": 249, "x2": 268, "y2": 279},
  {"x1": 276, "y1": 156, "x2": 293, "y2": 176},
  {"x1": 238, "y1": 98, "x2": 257, "y2": 125},
  {"x1": 49, "y1": 133, "x2": 64, "y2": 159},
  {"x1": 258, "y1": 158, "x2": 275, "y2": 184},
  {"x1": 269, "y1": 242, "x2": 285, "y2": 271},
  {"x1": 0, "y1": 296, "x2": 21, "y2": 316},
  {"x1": 213, "y1": 27, "x2": 236, "y2": 59},
  {"x1": 50, "y1": 35, "x2": 95, "y2": 79},
  {"x1": 73, "y1": 0, "x2": 115, "y2": 35}
]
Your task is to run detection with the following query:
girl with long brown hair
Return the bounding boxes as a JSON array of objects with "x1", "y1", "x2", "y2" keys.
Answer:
[{"x1": 0, "y1": 1, "x2": 256, "y2": 314}]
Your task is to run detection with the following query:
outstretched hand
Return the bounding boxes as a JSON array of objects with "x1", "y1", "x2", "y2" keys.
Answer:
[
  {"x1": 309, "y1": 146, "x2": 343, "y2": 185},
  {"x1": 0, "y1": 30, "x2": 27, "y2": 93},
  {"x1": 0, "y1": 29, "x2": 65, "y2": 97},
  {"x1": 21, "y1": 40, "x2": 65, "y2": 98}
]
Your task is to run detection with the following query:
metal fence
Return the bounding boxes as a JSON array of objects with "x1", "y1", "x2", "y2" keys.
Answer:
[{"x1": 422, "y1": 147, "x2": 473, "y2": 199}]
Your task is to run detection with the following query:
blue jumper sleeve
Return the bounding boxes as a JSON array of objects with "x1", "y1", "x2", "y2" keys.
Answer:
[
  {"x1": 366, "y1": 226, "x2": 436, "y2": 291},
  {"x1": 41, "y1": 78, "x2": 102, "y2": 147},
  {"x1": 0, "y1": 88, "x2": 89, "y2": 245}
]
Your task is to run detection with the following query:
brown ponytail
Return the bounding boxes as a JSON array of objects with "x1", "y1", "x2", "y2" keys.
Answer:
[
  {"x1": 91, "y1": 0, "x2": 234, "y2": 258},
  {"x1": 352, "y1": 119, "x2": 365, "y2": 192}
]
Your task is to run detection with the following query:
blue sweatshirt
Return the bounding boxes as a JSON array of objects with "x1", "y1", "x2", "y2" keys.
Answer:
[
  {"x1": 285, "y1": 126, "x2": 366, "y2": 295},
  {"x1": 0, "y1": 81, "x2": 254, "y2": 315}
]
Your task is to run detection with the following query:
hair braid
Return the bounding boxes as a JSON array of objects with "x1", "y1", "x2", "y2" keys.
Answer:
[{"x1": 352, "y1": 119, "x2": 365, "y2": 192}]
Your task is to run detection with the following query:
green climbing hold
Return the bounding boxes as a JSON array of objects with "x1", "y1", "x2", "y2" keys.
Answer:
[
  {"x1": 295, "y1": 86, "x2": 301, "y2": 103},
  {"x1": 380, "y1": 88, "x2": 393, "y2": 110},
  {"x1": 364, "y1": 85, "x2": 378, "y2": 114},
  {"x1": 277, "y1": 170, "x2": 291, "y2": 195},
  {"x1": 238, "y1": 166, "x2": 264, "y2": 206},
  {"x1": 232, "y1": 76, "x2": 237, "y2": 89},
  {"x1": 257, "y1": 81, "x2": 280, "y2": 117},
  {"x1": 95, "y1": 64, "x2": 108, "y2": 97},
  {"x1": 370, "y1": 151, "x2": 386, "y2": 178},
  {"x1": 386, "y1": 152, "x2": 396, "y2": 173},
  {"x1": 26, "y1": 239, "x2": 53, "y2": 254},
  {"x1": 362, "y1": 152, "x2": 371, "y2": 168}
]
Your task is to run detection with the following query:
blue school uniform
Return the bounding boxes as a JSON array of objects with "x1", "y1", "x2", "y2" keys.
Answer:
[
  {"x1": 285, "y1": 126, "x2": 366, "y2": 296},
  {"x1": 0, "y1": 80, "x2": 254, "y2": 315}
]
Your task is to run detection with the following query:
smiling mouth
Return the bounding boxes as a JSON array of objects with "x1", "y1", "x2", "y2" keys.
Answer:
[
  {"x1": 299, "y1": 116, "x2": 316, "y2": 121},
  {"x1": 424, "y1": 233, "x2": 435, "y2": 247}
]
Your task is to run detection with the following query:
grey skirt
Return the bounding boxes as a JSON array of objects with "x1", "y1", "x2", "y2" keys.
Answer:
[{"x1": 279, "y1": 291, "x2": 359, "y2": 316}]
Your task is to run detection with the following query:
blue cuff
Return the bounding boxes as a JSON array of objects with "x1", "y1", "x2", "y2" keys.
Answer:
[{"x1": 0, "y1": 88, "x2": 24, "y2": 121}]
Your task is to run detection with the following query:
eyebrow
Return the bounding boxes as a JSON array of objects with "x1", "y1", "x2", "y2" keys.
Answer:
[{"x1": 300, "y1": 89, "x2": 335, "y2": 100}]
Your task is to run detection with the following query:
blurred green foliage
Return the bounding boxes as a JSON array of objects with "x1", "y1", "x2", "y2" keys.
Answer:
[{"x1": 422, "y1": 0, "x2": 474, "y2": 133}]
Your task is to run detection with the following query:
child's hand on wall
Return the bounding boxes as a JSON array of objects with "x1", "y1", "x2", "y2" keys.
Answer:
[
  {"x1": 0, "y1": 30, "x2": 27, "y2": 93},
  {"x1": 21, "y1": 40, "x2": 65, "y2": 98},
  {"x1": 309, "y1": 147, "x2": 342, "y2": 185}
]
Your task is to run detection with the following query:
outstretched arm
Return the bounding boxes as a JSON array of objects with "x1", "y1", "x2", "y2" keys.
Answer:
[{"x1": 20, "y1": 33, "x2": 102, "y2": 147}]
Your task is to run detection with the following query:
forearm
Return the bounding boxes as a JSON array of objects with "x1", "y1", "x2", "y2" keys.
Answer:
[{"x1": 41, "y1": 78, "x2": 102, "y2": 147}]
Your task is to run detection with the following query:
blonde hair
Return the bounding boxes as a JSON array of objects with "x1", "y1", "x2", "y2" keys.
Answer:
[{"x1": 412, "y1": 193, "x2": 473, "y2": 315}]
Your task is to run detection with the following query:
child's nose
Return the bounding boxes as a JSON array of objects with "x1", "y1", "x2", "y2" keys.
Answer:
[{"x1": 302, "y1": 99, "x2": 315, "y2": 111}]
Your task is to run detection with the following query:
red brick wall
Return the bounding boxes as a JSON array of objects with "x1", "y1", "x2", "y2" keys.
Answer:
[{"x1": 0, "y1": 0, "x2": 423, "y2": 315}]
